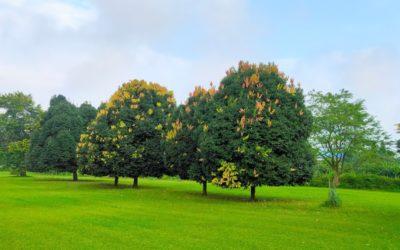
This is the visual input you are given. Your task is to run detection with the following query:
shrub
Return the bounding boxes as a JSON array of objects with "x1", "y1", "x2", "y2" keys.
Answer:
[
  {"x1": 311, "y1": 173, "x2": 400, "y2": 191},
  {"x1": 323, "y1": 188, "x2": 341, "y2": 208}
]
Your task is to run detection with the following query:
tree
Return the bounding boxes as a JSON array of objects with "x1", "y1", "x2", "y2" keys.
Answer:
[
  {"x1": 308, "y1": 89, "x2": 389, "y2": 187},
  {"x1": 397, "y1": 124, "x2": 400, "y2": 154},
  {"x1": 6, "y1": 139, "x2": 30, "y2": 176},
  {"x1": 79, "y1": 102, "x2": 97, "y2": 126},
  {"x1": 210, "y1": 61, "x2": 313, "y2": 200},
  {"x1": 0, "y1": 92, "x2": 42, "y2": 170},
  {"x1": 28, "y1": 95, "x2": 94, "y2": 181},
  {"x1": 77, "y1": 80, "x2": 175, "y2": 187},
  {"x1": 166, "y1": 85, "x2": 217, "y2": 195},
  {"x1": 77, "y1": 108, "x2": 123, "y2": 185}
]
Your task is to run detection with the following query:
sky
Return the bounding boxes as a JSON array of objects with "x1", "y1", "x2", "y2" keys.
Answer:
[{"x1": 1, "y1": 0, "x2": 399, "y2": 137}]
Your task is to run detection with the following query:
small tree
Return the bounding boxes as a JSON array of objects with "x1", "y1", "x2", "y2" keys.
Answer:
[
  {"x1": 0, "y1": 92, "x2": 42, "y2": 166},
  {"x1": 323, "y1": 170, "x2": 341, "y2": 208},
  {"x1": 308, "y1": 90, "x2": 389, "y2": 187},
  {"x1": 397, "y1": 124, "x2": 400, "y2": 154},
  {"x1": 7, "y1": 139, "x2": 29, "y2": 176},
  {"x1": 78, "y1": 80, "x2": 175, "y2": 188}
]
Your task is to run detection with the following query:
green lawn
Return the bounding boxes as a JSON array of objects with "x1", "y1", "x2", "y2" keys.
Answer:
[{"x1": 0, "y1": 172, "x2": 399, "y2": 249}]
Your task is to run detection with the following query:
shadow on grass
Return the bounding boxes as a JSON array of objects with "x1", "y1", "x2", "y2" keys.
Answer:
[
  {"x1": 26, "y1": 174, "x2": 304, "y2": 204},
  {"x1": 169, "y1": 188, "x2": 303, "y2": 204},
  {"x1": 7, "y1": 175, "x2": 34, "y2": 178},
  {"x1": 33, "y1": 177, "x2": 98, "y2": 183},
  {"x1": 75, "y1": 179, "x2": 303, "y2": 204},
  {"x1": 79, "y1": 181, "x2": 166, "y2": 191},
  {"x1": 195, "y1": 192, "x2": 299, "y2": 204}
]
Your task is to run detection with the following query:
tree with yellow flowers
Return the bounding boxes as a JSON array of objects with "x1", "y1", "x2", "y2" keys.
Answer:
[
  {"x1": 210, "y1": 61, "x2": 313, "y2": 201},
  {"x1": 77, "y1": 80, "x2": 175, "y2": 187}
]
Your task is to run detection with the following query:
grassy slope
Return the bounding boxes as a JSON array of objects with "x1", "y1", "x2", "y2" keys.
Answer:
[{"x1": 0, "y1": 172, "x2": 399, "y2": 249}]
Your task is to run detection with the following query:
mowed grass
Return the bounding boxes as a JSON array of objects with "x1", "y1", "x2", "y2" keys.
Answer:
[{"x1": 0, "y1": 172, "x2": 399, "y2": 249}]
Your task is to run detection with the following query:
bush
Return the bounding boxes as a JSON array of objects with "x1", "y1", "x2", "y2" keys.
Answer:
[
  {"x1": 311, "y1": 173, "x2": 400, "y2": 191},
  {"x1": 323, "y1": 188, "x2": 341, "y2": 208}
]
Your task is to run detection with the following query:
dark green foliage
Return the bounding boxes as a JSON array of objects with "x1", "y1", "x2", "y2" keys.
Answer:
[
  {"x1": 79, "y1": 102, "x2": 97, "y2": 127},
  {"x1": 311, "y1": 173, "x2": 400, "y2": 192},
  {"x1": 209, "y1": 62, "x2": 313, "y2": 199},
  {"x1": 396, "y1": 140, "x2": 400, "y2": 154},
  {"x1": 288, "y1": 143, "x2": 315, "y2": 185},
  {"x1": 167, "y1": 86, "x2": 217, "y2": 188},
  {"x1": 77, "y1": 80, "x2": 175, "y2": 187},
  {"x1": 28, "y1": 95, "x2": 95, "y2": 180}
]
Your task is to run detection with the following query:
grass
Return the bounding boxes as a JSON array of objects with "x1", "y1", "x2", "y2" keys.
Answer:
[{"x1": 0, "y1": 172, "x2": 399, "y2": 249}]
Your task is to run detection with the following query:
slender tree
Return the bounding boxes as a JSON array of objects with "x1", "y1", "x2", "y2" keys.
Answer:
[
  {"x1": 308, "y1": 89, "x2": 389, "y2": 187},
  {"x1": 0, "y1": 92, "x2": 42, "y2": 175},
  {"x1": 397, "y1": 124, "x2": 400, "y2": 154},
  {"x1": 6, "y1": 139, "x2": 30, "y2": 176}
]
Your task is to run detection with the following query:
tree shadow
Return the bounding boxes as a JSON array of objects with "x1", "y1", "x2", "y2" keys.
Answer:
[
  {"x1": 7, "y1": 175, "x2": 33, "y2": 178},
  {"x1": 80, "y1": 181, "x2": 166, "y2": 191},
  {"x1": 175, "y1": 189, "x2": 302, "y2": 204},
  {"x1": 33, "y1": 177, "x2": 98, "y2": 183}
]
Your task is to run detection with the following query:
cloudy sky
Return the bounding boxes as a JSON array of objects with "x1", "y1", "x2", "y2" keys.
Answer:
[{"x1": 1, "y1": 0, "x2": 399, "y2": 137}]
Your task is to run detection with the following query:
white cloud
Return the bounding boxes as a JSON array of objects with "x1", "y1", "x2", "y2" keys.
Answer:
[
  {"x1": 35, "y1": 1, "x2": 96, "y2": 30},
  {"x1": 0, "y1": 0, "x2": 398, "y2": 140},
  {"x1": 0, "y1": 0, "x2": 250, "y2": 108},
  {"x1": 0, "y1": 0, "x2": 96, "y2": 34},
  {"x1": 279, "y1": 48, "x2": 400, "y2": 137}
]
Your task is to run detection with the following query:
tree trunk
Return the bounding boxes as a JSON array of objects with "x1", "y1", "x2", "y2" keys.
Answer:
[
  {"x1": 19, "y1": 168, "x2": 26, "y2": 177},
  {"x1": 250, "y1": 185, "x2": 256, "y2": 201},
  {"x1": 132, "y1": 176, "x2": 138, "y2": 188},
  {"x1": 202, "y1": 181, "x2": 207, "y2": 196},
  {"x1": 72, "y1": 170, "x2": 78, "y2": 181},
  {"x1": 114, "y1": 176, "x2": 119, "y2": 186},
  {"x1": 333, "y1": 168, "x2": 340, "y2": 188}
]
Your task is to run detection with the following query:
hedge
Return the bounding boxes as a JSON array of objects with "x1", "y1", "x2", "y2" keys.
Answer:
[{"x1": 310, "y1": 173, "x2": 400, "y2": 192}]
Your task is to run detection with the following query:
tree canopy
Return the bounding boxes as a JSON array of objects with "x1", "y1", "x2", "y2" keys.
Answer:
[
  {"x1": 77, "y1": 79, "x2": 175, "y2": 187},
  {"x1": 308, "y1": 89, "x2": 390, "y2": 187},
  {"x1": 6, "y1": 139, "x2": 30, "y2": 176},
  {"x1": 203, "y1": 62, "x2": 313, "y2": 200},
  {"x1": 28, "y1": 95, "x2": 95, "y2": 180},
  {"x1": 166, "y1": 85, "x2": 217, "y2": 194},
  {"x1": 0, "y1": 92, "x2": 42, "y2": 175}
]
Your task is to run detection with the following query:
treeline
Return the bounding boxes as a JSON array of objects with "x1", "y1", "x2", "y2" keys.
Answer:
[
  {"x1": 1, "y1": 61, "x2": 399, "y2": 200},
  {"x1": 76, "y1": 62, "x2": 313, "y2": 200}
]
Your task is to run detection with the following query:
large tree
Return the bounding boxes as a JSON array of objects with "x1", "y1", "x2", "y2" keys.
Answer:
[
  {"x1": 0, "y1": 92, "x2": 42, "y2": 175},
  {"x1": 28, "y1": 95, "x2": 96, "y2": 180},
  {"x1": 77, "y1": 80, "x2": 175, "y2": 187},
  {"x1": 210, "y1": 61, "x2": 313, "y2": 200},
  {"x1": 308, "y1": 89, "x2": 389, "y2": 187}
]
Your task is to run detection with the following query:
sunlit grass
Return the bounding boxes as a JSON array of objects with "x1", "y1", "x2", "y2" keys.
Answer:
[{"x1": 0, "y1": 171, "x2": 399, "y2": 249}]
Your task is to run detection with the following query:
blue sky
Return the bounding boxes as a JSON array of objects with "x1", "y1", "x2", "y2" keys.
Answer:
[{"x1": 0, "y1": 0, "x2": 399, "y2": 137}]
